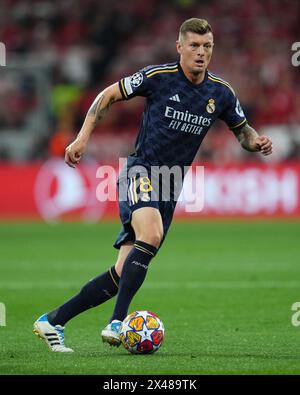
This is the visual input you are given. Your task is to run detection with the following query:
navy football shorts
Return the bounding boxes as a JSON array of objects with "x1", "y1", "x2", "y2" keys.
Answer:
[{"x1": 113, "y1": 172, "x2": 177, "y2": 250}]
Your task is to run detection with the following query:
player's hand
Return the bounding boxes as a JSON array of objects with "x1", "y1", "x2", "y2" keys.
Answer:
[
  {"x1": 255, "y1": 135, "x2": 273, "y2": 156},
  {"x1": 64, "y1": 139, "x2": 87, "y2": 168}
]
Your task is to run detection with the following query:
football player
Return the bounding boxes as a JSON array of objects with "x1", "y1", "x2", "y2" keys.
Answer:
[{"x1": 34, "y1": 18, "x2": 272, "y2": 352}]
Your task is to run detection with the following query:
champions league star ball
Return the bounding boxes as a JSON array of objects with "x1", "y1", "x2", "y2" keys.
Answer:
[{"x1": 120, "y1": 311, "x2": 165, "y2": 354}]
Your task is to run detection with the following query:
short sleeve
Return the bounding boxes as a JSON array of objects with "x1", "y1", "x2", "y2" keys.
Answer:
[
  {"x1": 219, "y1": 88, "x2": 247, "y2": 130},
  {"x1": 119, "y1": 70, "x2": 151, "y2": 100}
]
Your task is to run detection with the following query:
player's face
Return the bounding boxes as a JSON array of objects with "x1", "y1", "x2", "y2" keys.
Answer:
[{"x1": 176, "y1": 31, "x2": 214, "y2": 75}]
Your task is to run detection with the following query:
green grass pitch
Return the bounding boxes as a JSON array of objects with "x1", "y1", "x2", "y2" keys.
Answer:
[{"x1": 0, "y1": 220, "x2": 300, "y2": 375}]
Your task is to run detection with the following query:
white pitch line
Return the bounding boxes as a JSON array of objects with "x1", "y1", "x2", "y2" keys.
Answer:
[
  {"x1": 144, "y1": 281, "x2": 300, "y2": 289},
  {"x1": 0, "y1": 281, "x2": 300, "y2": 290}
]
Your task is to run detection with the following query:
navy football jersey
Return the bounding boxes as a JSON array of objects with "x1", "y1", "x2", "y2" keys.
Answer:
[{"x1": 119, "y1": 61, "x2": 247, "y2": 169}]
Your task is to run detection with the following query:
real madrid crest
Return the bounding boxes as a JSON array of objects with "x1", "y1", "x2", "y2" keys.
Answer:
[{"x1": 206, "y1": 99, "x2": 215, "y2": 114}]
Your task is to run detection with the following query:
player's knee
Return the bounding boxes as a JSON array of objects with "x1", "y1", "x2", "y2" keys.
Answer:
[{"x1": 137, "y1": 229, "x2": 163, "y2": 248}]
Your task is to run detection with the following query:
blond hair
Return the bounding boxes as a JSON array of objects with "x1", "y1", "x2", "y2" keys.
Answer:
[{"x1": 179, "y1": 18, "x2": 212, "y2": 42}]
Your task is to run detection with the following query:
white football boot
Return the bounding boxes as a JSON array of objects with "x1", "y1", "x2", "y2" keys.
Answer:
[
  {"x1": 101, "y1": 320, "x2": 122, "y2": 347},
  {"x1": 33, "y1": 314, "x2": 74, "y2": 352}
]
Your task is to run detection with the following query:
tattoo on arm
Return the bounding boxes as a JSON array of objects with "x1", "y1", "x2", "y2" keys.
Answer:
[
  {"x1": 233, "y1": 123, "x2": 259, "y2": 152},
  {"x1": 87, "y1": 92, "x2": 115, "y2": 125},
  {"x1": 76, "y1": 84, "x2": 122, "y2": 141},
  {"x1": 89, "y1": 93, "x2": 104, "y2": 115}
]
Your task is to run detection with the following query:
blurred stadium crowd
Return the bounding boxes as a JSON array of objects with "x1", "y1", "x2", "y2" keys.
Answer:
[{"x1": 0, "y1": 0, "x2": 300, "y2": 163}]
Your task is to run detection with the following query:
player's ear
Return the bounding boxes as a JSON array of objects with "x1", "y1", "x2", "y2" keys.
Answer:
[{"x1": 176, "y1": 40, "x2": 182, "y2": 55}]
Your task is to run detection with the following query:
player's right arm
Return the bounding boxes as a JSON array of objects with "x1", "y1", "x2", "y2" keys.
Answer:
[{"x1": 64, "y1": 82, "x2": 123, "y2": 168}]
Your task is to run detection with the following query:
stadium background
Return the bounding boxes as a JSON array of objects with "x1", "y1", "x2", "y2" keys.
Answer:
[{"x1": 1, "y1": 0, "x2": 300, "y2": 375}]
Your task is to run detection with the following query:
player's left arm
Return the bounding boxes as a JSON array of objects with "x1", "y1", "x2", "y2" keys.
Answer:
[
  {"x1": 219, "y1": 85, "x2": 273, "y2": 156},
  {"x1": 232, "y1": 123, "x2": 273, "y2": 156}
]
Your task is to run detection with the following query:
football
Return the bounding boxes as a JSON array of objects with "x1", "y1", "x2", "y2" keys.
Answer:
[{"x1": 120, "y1": 310, "x2": 165, "y2": 354}]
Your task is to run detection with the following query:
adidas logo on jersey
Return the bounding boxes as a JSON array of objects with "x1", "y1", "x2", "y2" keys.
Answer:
[{"x1": 169, "y1": 94, "x2": 180, "y2": 102}]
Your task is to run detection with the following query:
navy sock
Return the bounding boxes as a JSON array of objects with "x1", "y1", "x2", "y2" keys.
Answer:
[
  {"x1": 110, "y1": 240, "x2": 157, "y2": 322},
  {"x1": 47, "y1": 266, "x2": 119, "y2": 326}
]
